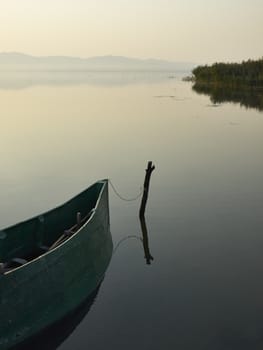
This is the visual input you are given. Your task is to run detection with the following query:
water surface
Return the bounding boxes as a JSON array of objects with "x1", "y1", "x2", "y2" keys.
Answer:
[{"x1": 1, "y1": 71, "x2": 263, "y2": 350}]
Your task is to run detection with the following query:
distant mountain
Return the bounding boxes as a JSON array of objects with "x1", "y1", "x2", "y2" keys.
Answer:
[{"x1": 0, "y1": 52, "x2": 195, "y2": 71}]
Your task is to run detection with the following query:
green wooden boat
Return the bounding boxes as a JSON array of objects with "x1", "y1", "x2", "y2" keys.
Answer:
[{"x1": 0, "y1": 180, "x2": 113, "y2": 349}]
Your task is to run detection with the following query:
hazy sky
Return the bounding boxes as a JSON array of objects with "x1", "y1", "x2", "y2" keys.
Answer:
[{"x1": 0, "y1": 0, "x2": 262, "y2": 63}]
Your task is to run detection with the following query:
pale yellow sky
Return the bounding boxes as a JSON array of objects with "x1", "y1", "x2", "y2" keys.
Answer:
[{"x1": 0, "y1": 0, "x2": 262, "y2": 63}]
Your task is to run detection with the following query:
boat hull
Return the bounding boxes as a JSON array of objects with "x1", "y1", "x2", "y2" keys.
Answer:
[{"x1": 0, "y1": 180, "x2": 113, "y2": 349}]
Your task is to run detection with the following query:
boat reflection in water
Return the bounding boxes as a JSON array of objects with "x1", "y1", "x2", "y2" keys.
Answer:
[
  {"x1": 12, "y1": 283, "x2": 102, "y2": 350},
  {"x1": 192, "y1": 82, "x2": 263, "y2": 112}
]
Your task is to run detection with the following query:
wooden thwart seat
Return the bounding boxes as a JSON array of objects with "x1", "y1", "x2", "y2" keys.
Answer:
[
  {"x1": 48, "y1": 210, "x2": 94, "y2": 251},
  {"x1": 38, "y1": 245, "x2": 49, "y2": 252},
  {"x1": 11, "y1": 258, "x2": 28, "y2": 265},
  {"x1": 0, "y1": 209, "x2": 95, "y2": 274},
  {"x1": 0, "y1": 258, "x2": 28, "y2": 274}
]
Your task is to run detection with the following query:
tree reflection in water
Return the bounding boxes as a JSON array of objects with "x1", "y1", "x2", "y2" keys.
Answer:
[{"x1": 192, "y1": 83, "x2": 263, "y2": 112}]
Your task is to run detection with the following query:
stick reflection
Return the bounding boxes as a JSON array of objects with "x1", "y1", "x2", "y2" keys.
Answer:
[{"x1": 140, "y1": 216, "x2": 154, "y2": 265}]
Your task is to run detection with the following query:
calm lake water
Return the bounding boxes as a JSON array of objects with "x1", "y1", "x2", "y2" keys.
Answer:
[{"x1": 1, "y1": 71, "x2": 263, "y2": 350}]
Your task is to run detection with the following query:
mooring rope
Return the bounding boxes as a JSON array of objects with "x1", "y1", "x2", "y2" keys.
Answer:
[{"x1": 108, "y1": 179, "x2": 143, "y2": 202}]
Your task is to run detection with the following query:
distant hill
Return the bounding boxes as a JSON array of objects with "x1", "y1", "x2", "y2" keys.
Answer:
[{"x1": 0, "y1": 52, "x2": 195, "y2": 71}]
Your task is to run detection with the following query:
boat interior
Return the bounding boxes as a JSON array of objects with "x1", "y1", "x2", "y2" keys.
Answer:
[{"x1": 0, "y1": 182, "x2": 104, "y2": 274}]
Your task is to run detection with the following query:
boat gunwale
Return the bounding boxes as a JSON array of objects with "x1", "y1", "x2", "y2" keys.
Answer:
[{"x1": 2, "y1": 179, "x2": 108, "y2": 276}]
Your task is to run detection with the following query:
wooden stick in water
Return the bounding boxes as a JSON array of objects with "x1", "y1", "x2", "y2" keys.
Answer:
[{"x1": 139, "y1": 161, "x2": 155, "y2": 218}]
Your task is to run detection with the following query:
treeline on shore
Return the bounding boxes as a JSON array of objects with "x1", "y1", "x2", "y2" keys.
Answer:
[{"x1": 192, "y1": 58, "x2": 263, "y2": 86}]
